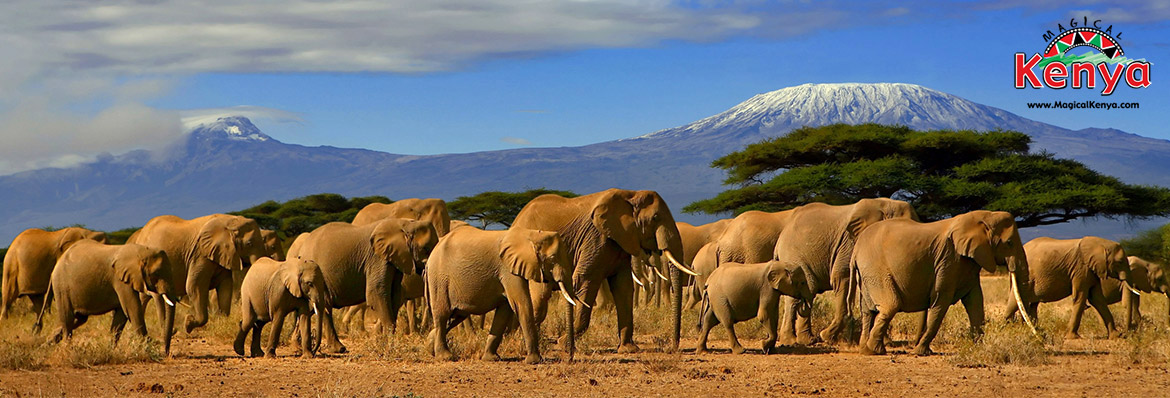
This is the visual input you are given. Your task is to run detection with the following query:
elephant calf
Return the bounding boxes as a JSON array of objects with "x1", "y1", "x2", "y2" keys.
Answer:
[
  {"x1": 696, "y1": 261, "x2": 813, "y2": 355},
  {"x1": 235, "y1": 257, "x2": 330, "y2": 358},
  {"x1": 35, "y1": 241, "x2": 179, "y2": 355},
  {"x1": 427, "y1": 227, "x2": 582, "y2": 364}
]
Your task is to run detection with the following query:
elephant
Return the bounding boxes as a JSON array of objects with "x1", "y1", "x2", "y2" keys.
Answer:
[
  {"x1": 34, "y1": 240, "x2": 179, "y2": 355},
  {"x1": 1003, "y1": 236, "x2": 1131, "y2": 339},
  {"x1": 426, "y1": 227, "x2": 584, "y2": 364},
  {"x1": 127, "y1": 214, "x2": 267, "y2": 333},
  {"x1": 714, "y1": 210, "x2": 796, "y2": 265},
  {"x1": 696, "y1": 261, "x2": 814, "y2": 355},
  {"x1": 285, "y1": 218, "x2": 437, "y2": 353},
  {"x1": 234, "y1": 257, "x2": 330, "y2": 358},
  {"x1": 855, "y1": 210, "x2": 1033, "y2": 356},
  {"x1": 2, "y1": 227, "x2": 107, "y2": 319},
  {"x1": 661, "y1": 220, "x2": 729, "y2": 310},
  {"x1": 512, "y1": 188, "x2": 697, "y2": 353},
  {"x1": 261, "y1": 229, "x2": 284, "y2": 261},
  {"x1": 689, "y1": 242, "x2": 720, "y2": 312},
  {"x1": 1098, "y1": 256, "x2": 1168, "y2": 330},
  {"x1": 775, "y1": 198, "x2": 918, "y2": 345},
  {"x1": 347, "y1": 198, "x2": 452, "y2": 335}
]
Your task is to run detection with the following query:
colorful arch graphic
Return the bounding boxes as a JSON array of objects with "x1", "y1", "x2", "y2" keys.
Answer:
[{"x1": 1042, "y1": 27, "x2": 1124, "y2": 59}]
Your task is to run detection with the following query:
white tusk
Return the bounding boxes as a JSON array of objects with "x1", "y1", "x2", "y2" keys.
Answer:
[
  {"x1": 312, "y1": 303, "x2": 319, "y2": 315},
  {"x1": 664, "y1": 251, "x2": 699, "y2": 276},
  {"x1": 652, "y1": 266, "x2": 668, "y2": 281},
  {"x1": 557, "y1": 281, "x2": 577, "y2": 307},
  {"x1": 630, "y1": 271, "x2": 645, "y2": 287},
  {"x1": 1010, "y1": 273, "x2": 1038, "y2": 336},
  {"x1": 163, "y1": 295, "x2": 176, "y2": 307},
  {"x1": 1127, "y1": 285, "x2": 1143, "y2": 296}
]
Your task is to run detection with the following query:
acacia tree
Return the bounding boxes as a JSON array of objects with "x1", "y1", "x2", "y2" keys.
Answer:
[
  {"x1": 449, "y1": 188, "x2": 578, "y2": 228},
  {"x1": 686, "y1": 123, "x2": 1170, "y2": 227}
]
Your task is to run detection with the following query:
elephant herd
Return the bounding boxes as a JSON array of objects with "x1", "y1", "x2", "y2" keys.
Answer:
[{"x1": 2, "y1": 189, "x2": 1168, "y2": 364}]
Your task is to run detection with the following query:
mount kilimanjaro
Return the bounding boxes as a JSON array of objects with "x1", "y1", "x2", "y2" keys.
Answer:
[{"x1": 1, "y1": 83, "x2": 1167, "y2": 243}]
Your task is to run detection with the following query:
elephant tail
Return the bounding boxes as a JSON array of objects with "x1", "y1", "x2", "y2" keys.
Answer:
[
  {"x1": 32, "y1": 281, "x2": 52, "y2": 334},
  {"x1": 847, "y1": 257, "x2": 859, "y2": 321},
  {"x1": 1, "y1": 251, "x2": 18, "y2": 319},
  {"x1": 698, "y1": 289, "x2": 710, "y2": 331}
]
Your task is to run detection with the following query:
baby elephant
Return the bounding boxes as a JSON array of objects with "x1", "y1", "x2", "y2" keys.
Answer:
[
  {"x1": 696, "y1": 261, "x2": 813, "y2": 354},
  {"x1": 35, "y1": 241, "x2": 179, "y2": 355},
  {"x1": 235, "y1": 257, "x2": 330, "y2": 358}
]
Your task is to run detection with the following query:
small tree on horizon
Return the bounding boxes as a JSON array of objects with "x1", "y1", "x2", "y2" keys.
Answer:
[
  {"x1": 449, "y1": 188, "x2": 579, "y2": 229},
  {"x1": 686, "y1": 123, "x2": 1170, "y2": 228}
]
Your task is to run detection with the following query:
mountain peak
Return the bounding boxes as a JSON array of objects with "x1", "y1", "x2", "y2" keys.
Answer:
[
  {"x1": 636, "y1": 82, "x2": 1038, "y2": 141},
  {"x1": 187, "y1": 116, "x2": 273, "y2": 142}
]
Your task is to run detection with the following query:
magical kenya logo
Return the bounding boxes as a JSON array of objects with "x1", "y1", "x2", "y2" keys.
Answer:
[{"x1": 1015, "y1": 17, "x2": 1151, "y2": 95}]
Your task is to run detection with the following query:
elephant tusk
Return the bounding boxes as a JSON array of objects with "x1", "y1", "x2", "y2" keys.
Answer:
[
  {"x1": 664, "y1": 251, "x2": 699, "y2": 276},
  {"x1": 163, "y1": 295, "x2": 176, "y2": 308},
  {"x1": 312, "y1": 303, "x2": 319, "y2": 315},
  {"x1": 1127, "y1": 285, "x2": 1143, "y2": 296},
  {"x1": 630, "y1": 271, "x2": 645, "y2": 287},
  {"x1": 1010, "y1": 272, "x2": 1039, "y2": 336},
  {"x1": 652, "y1": 266, "x2": 668, "y2": 281},
  {"x1": 557, "y1": 281, "x2": 578, "y2": 307}
]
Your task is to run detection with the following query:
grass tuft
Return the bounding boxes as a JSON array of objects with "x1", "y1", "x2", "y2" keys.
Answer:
[{"x1": 948, "y1": 321, "x2": 1051, "y2": 368}]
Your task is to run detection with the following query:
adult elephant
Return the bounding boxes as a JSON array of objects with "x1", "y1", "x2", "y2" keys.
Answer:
[
  {"x1": 513, "y1": 188, "x2": 696, "y2": 353},
  {"x1": 714, "y1": 210, "x2": 796, "y2": 264},
  {"x1": 128, "y1": 214, "x2": 267, "y2": 333},
  {"x1": 670, "y1": 220, "x2": 730, "y2": 309},
  {"x1": 286, "y1": 219, "x2": 437, "y2": 353},
  {"x1": 348, "y1": 198, "x2": 452, "y2": 334},
  {"x1": 427, "y1": 227, "x2": 584, "y2": 364},
  {"x1": 1099, "y1": 256, "x2": 1168, "y2": 330},
  {"x1": 776, "y1": 198, "x2": 918, "y2": 345},
  {"x1": 260, "y1": 229, "x2": 284, "y2": 261},
  {"x1": 856, "y1": 211, "x2": 1034, "y2": 356},
  {"x1": 1003, "y1": 236, "x2": 1131, "y2": 339},
  {"x1": 2, "y1": 227, "x2": 107, "y2": 319}
]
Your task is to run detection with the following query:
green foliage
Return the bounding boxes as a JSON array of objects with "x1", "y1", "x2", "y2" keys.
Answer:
[
  {"x1": 1120, "y1": 225, "x2": 1170, "y2": 264},
  {"x1": 39, "y1": 224, "x2": 88, "y2": 232},
  {"x1": 230, "y1": 193, "x2": 392, "y2": 241},
  {"x1": 687, "y1": 124, "x2": 1170, "y2": 227},
  {"x1": 104, "y1": 227, "x2": 140, "y2": 245},
  {"x1": 448, "y1": 188, "x2": 578, "y2": 228}
]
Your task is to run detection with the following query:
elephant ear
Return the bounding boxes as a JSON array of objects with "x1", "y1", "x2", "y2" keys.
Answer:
[
  {"x1": 113, "y1": 249, "x2": 148, "y2": 293},
  {"x1": 370, "y1": 220, "x2": 413, "y2": 274},
  {"x1": 56, "y1": 229, "x2": 85, "y2": 253},
  {"x1": 949, "y1": 215, "x2": 997, "y2": 272},
  {"x1": 198, "y1": 222, "x2": 242, "y2": 271},
  {"x1": 591, "y1": 191, "x2": 642, "y2": 256},
  {"x1": 845, "y1": 200, "x2": 887, "y2": 237},
  {"x1": 499, "y1": 231, "x2": 544, "y2": 282},
  {"x1": 282, "y1": 266, "x2": 305, "y2": 298}
]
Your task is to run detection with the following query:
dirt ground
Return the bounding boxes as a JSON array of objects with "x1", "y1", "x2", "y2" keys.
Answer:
[{"x1": 3, "y1": 276, "x2": 1170, "y2": 397}]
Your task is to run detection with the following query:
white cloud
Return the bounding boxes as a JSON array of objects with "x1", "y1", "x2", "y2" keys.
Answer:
[
  {"x1": 501, "y1": 137, "x2": 533, "y2": 146},
  {"x1": 180, "y1": 106, "x2": 305, "y2": 130}
]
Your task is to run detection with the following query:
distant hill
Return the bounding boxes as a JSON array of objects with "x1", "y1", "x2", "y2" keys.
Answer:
[{"x1": 2, "y1": 83, "x2": 1167, "y2": 243}]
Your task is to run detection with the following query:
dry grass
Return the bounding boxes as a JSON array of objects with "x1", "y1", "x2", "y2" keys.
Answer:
[{"x1": 948, "y1": 322, "x2": 1052, "y2": 367}]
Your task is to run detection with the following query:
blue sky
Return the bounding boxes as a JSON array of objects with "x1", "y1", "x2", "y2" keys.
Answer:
[{"x1": 0, "y1": 1, "x2": 1167, "y2": 173}]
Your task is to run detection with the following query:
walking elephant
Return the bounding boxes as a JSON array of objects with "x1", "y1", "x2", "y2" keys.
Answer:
[
  {"x1": 34, "y1": 241, "x2": 179, "y2": 355},
  {"x1": 671, "y1": 220, "x2": 730, "y2": 309},
  {"x1": 513, "y1": 189, "x2": 697, "y2": 352},
  {"x1": 235, "y1": 257, "x2": 330, "y2": 358},
  {"x1": 427, "y1": 227, "x2": 584, "y2": 364},
  {"x1": 1004, "y1": 236, "x2": 1131, "y2": 339},
  {"x1": 714, "y1": 210, "x2": 795, "y2": 264},
  {"x1": 1099, "y1": 256, "x2": 1168, "y2": 330},
  {"x1": 128, "y1": 214, "x2": 267, "y2": 333},
  {"x1": 696, "y1": 261, "x2": 814, "y2": 355},
  {"x1": 2, "y1": 227, "x2": 106, "y2": 319},
  {"x1": 856, "y1": 210, "x2": 1034, "y2": 356},
  {"x1": 776, "y1": 198, "x2": 918, "y2": 345},
  {"x1": 285, "y1": 219, "x2": 437, "y2": 353},
  {"x1": 347, "y1": 198, "x2": 452, "y2": 334}
]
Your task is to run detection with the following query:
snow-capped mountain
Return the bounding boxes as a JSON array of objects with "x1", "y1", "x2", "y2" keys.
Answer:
[{"x1": 1, "y1": 83, "x2": 1167, "y2": 243}]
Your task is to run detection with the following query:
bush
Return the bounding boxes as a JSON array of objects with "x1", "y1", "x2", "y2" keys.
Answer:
[{"x1": 948, "y1": 321, "x2": 1051, "y2": 367}]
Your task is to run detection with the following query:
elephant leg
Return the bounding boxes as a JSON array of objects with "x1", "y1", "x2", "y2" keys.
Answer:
[
  {"x1": 110, "y1": 309, "x2": 128, "y2": 344},
  {"x1": 859, "y1": 309, "x2": 875, "y2": 353},
  {"x1": 820, "y1": 286, "x2": 851, "y2": 344},
  {"x1": 266, "y1": 309, "x2": 288, "y2": 358},
  {"x1": 529, "y1": 281, "x2": 553, "y2": 325},
  {"x1": 725, "y1": 321, "x2": 744, "y2": 355},
  {"x1": 432, "y1": 304, "x2": 457, "y2": 361},
  {"x1": 184, "y1": 265, "x2": 216, "y2": 333},
  {"x1": 28, "y1": 294, "x2": 46, "y2": 318},
  {"x1": 608, "y1": 270, "x2": 639, "y2": 353},
  {"x1": 561, "y1": 279, "x2": 600, "y2": 347},
  {"x1": 483, "y1": 303, "x2": 515, "y2": 362},
  {"x1": 1087, "y1": 286, "x2": 1119, "y2": 339},
  {"x1": 1066, "y1": 289, "x2": 1090, "y2": 339},
  {"x1": 914, "y1": 295, "x2": 954, "y2": 356},
  {"x1": 1002, "y1": 294, "x2": 1019, "y2": 322},
  {"x1": 695, "y1": 304, "x2": 718, "y2": 354},
  {"x1": 762, "y1": 307, "x2": 779, "y2": 354},
  {"x1": 298, "y1": 310, "x2": 313, "y2": 358},
  {"x1": 912, "y1": 311, "x2": 927, "y2": 346},
  {"x1": 502, "y1": 275, "x2": 539, "y2": 364},
  {"x1": 234, "y1": 305, "x2": 256, "y2": 356},
  {"x1": 114, "y1": 288, "x2": 148, "y2": 338},
  {"x1": 961, "y1": 287, "x2": 986, "y2": 337},
  {"x1": 250, "y1": 322, "x2": 265, "y2": 357},
  {"x1": 864, "y1": 308, "x2": 894, "y2": 355},
  {"x1": 1121, "y1": 288, "x2": 1139, "y2": 331},
  {"x1": 321, "y1": 307, "x2": 346, "y2": 354},
  {"x1": 213, "y1": 274, "x2": 233, "y2": 317},
  {"x1": 405, "y1": 299, "x2": 419, "y2": 335},
  {"x1": 778, "y1": 296, "x2": 798, "y2": 345},
  {"x1": 792, "y1": 295, "x2": 818, "y2": 345}
]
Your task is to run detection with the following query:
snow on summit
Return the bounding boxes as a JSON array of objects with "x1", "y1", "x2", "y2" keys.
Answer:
[{"x1": 185, "y1": 115, "x2": 272, "y2": 142}]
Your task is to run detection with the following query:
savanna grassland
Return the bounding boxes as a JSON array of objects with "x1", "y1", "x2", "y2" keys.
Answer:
[{"x1": 2, "y1": 276, "x2": 1169, "y2": 397}]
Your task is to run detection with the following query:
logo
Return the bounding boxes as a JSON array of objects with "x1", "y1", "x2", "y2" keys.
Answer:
[{"x1": 1014, "y1": 17, "x2": 1150, "y2": 95}]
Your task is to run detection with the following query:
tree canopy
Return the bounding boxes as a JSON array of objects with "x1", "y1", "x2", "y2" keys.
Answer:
[
  {"x1": 685, "y1": 124, "x2": 1170, "y2": 228},
  {"x1": 231, "y1": 193, "x2": 392, "y2": 238},
  {"x1": 449, "y1": 188, "x2": 578, "y2": 228}
]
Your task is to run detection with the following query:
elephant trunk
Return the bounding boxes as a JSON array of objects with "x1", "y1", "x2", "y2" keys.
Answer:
[
  {"x1": 566, "y1": 291, "x2": 575, "y2": 362},
  {"x1": 163, "y1": 295, "x2": 176, "y2": 356},
  {"x1": 654, "y1": 225, "x2": 688, "y2": 353}
]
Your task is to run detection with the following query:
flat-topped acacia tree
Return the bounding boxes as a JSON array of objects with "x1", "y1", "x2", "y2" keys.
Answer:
[{"x1": 686, "y1": 123, "x2": 1170, "y2": 227}]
